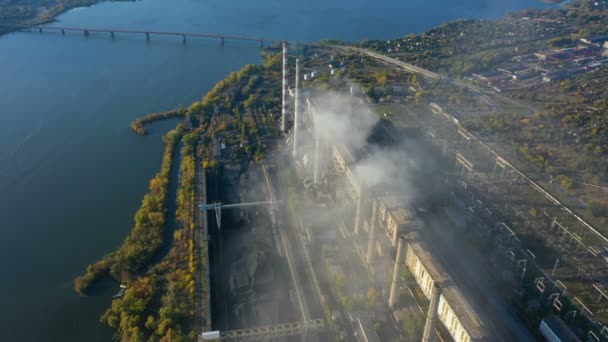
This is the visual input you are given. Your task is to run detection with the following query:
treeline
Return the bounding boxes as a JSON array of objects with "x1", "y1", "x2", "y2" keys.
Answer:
[
  {"x1": 99, "y1": 135, "x2": 200, "y2": 341},
  {"x1": 72, "y1": 52, "x2": 280, "y2": 340},
  {"x1": 0, "y1": 0, "x2": 103, "y2": 26},
  {"x1": 131, "y1": 109, "x2": 186, "y2": 136},
  {"x1": 186, "y1": 63, "x2": 263, "y2": 118},
  {"x1": 74, "y1": 128, "x2": 181, "y2": 295}
]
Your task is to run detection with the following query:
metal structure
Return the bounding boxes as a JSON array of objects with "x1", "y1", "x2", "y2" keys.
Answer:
[
  {"x1": 423, "y1": 101, "x2": 608, "y2": 337},
  {"x1": 292, "y1": 58, "x2": 301, "y2": 158},
  {"x1": 281, "y1": 42, "x2": 289, "y2": 133},
  {"x1": 313, "y1": 120, "x2": 321, "y2": 184},
  {"x1": 1, "y1": 24, "x2": 271, "y2": 46},
  {"x1": 218, "y1": 319, "x2": 324, "y2": 341},
  {"x1": 199, "y1": 201, "x2": 276, "y2": 230},
  {"x1": 366, "y1": 199, "x2": 378, "y2": 265}
]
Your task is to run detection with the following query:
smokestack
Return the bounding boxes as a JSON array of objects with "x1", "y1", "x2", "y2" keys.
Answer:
[
  {"x1": 281, "y1": 42, "x2": 289, "y2": 133},
  {"x1": 313, "y1": 118, "x2": 320, "y2": 184},
  {"x1": 422, "y1": 283, "x2": 442, "y2": 342},
  {"x1": 292, "y1": 58, "x2": 301, "y2": 158},
  {"x1": 389, "y1": 236, "x2": 406, "y2": 308},
  {"x1": 366, "y1": 199, "x2": 378, "y2": 265},
  {"x1": 353, "y1": 186, "x2": 363, "y2": 235}
]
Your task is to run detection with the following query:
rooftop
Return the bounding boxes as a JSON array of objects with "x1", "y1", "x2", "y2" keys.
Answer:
[
  {"x1": 389, "y1": 207, "x2": 410, "y2": 225},
  {"x1": 408, "y1": 239, "x2": 489, "y2": 340},
  {"x1": 379, "y1": 195, "x2": 405, "y2": 209}
]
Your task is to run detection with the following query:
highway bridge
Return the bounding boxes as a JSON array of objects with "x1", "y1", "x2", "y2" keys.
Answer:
[{"x1": 0, "y1": 24, "x2": 277, "y2": 46}]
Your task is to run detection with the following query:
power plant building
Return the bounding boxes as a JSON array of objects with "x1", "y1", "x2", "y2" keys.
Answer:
[
  {"x1": 405, "y1": 239, "x2": 490, "y2": 342},
  {"x1": 378, "y1": 196, "x2": 412, "y2": 246},
  {"x1": 332, "y1": 144, "x2": 361, "y2": 197},
  {"x1": 307, "y1": 101, "x2": 497, "y2": 342}
]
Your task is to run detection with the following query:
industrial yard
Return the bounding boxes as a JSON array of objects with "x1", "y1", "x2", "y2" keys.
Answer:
[
  {"x1": 197, "y1": 40, "x2": 608, "y2": 342},
  {"x1": 8, "y1": 0, "x2": 608, "y2": 341}
]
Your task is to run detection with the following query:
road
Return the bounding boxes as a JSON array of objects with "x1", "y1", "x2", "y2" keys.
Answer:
[
  {"x1": 332, "y1": 45, "x2": 481, "y2": 92},
  {"x1": 337, "y1": 44, "x2": 608, "y2": 250},
  {"x1": 333, "y1": 45, "x2": 546, "y2": 118}
]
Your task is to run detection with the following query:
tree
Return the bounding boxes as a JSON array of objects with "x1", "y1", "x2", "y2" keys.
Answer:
[
  {"x1": 414, "y1": 90, "x2": 428, "y2": 104},
  {"x1": 556, "y1": 174, "x2": 574, "y2": 190},
  {"x1": 375, "y1": 72, "x2": 388, "y2": 87},
  {"x1": 410, "y1": 74, "x2": 418, "y2": 86}
]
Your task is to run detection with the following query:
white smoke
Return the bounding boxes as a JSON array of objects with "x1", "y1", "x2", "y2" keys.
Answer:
[{"x1": 311, "y1": 90, "x2": 378, "y2": 151}]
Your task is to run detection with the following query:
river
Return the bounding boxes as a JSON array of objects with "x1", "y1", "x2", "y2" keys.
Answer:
[{"x1": 0, "y1": 0, "x2": 556, "y2": 340}]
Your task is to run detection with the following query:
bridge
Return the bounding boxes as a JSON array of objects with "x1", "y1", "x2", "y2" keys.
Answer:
[
  {"x1": 199, "y1": 319, "x2": 325, "y2": 341},
  {"x1": 0, "y1": 24, "x2": 277, "y2": 46}
]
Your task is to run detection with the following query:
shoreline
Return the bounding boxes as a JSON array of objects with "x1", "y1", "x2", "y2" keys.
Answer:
[{"x1": 0, "y1": 0, "x2": 113, "y2": 36}]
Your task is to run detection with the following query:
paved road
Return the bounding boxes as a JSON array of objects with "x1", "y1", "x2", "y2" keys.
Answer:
[{"x1": 333, "y1": 45, "x2": 482, "y2": 92}]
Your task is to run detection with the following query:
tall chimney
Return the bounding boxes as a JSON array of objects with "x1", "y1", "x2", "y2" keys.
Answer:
[
  {"x1": 422, "y1": 283, "x2": 442, "y2": 342},
  {"x1": 367, "y1": 199, "x2": 378, "y2": 265},
  {"x1": 292, "y1": 58, "x2": 301, "y2": 158},
  {"x1": 281, "y1": 41, "x2": 289, "y2": 133},
  {"x1": 389, "y1": 236, "x2": 406, "y2": 308},
  {"x1": 354, "y1": 186, "x2": 364, "y2": 235},
  {"x1": 313, "y1": 118, "x2": 320, "y2": 184}
]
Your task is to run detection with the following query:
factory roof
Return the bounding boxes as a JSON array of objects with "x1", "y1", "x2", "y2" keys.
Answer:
[
  {"x1": 388, "y1": 207, "x2": 410, "y2": 225},
  {"x1": 379, "y1": 195, "x2": 405, "y2": 209},
  {"x1": 334, "y1": 144, "x2": 356, "y2": 165},
  {"x1": 441, "y1": 285, "x2": 488, "y2": 341},
  {"x1": 408, "y1": 239, "x2": 449, "y2": 284},
  {"x1": 408, "y1": 239, "x2": 489, "y2": 341}
]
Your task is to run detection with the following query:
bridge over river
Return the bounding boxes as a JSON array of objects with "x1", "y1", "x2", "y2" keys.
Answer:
[{"x1": 0, "y1": 24, "x2": 280, "y2": 46}]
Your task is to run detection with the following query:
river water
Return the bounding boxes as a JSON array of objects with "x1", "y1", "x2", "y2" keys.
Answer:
[{"x1": 0, "y1": 0, "x2": 555, "y2": 340}]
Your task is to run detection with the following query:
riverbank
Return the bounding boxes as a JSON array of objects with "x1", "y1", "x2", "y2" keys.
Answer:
[
  {"x1": 130, "y1": 109, "x2": 186, "y2": 136},
  {"x1": 0, "y1": 0, "x2": 101, "y2": 35},
  {"x1": 0, "y1": 0, "x2": 575, "y2": 340},
  {"x1": 74, "y1": 128, "x2": 182, "y2": 295},
  {"x1": 74, "y1": 50, "x2": 282, "y2": 339}
]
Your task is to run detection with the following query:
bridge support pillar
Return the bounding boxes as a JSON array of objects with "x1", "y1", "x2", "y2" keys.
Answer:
[
  {"x1": 84, "y1": 30, "x2": 89, "y2": 37},
  {"x1": 182, "y1": 34, "x2": 186, "y2": 44},
  {"x1": 61, "y1": 29, "x2": 65, "y2": 35},
  {"x1": 220, "y1": 36, "x2": 224, "y2": 47},
  {"x1": 110, "y1": 32, "x2": 114, "y2": 39},
  {"x1": 38, "y1": 28, "x2": 42, "y2": 33},
  {"x1": 145, "y1": 32, "x2": 150, "y2": 41}
]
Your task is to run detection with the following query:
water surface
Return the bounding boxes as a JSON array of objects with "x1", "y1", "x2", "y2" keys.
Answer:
[{"x1": 0, "y1": 0, "x2": 555, "y2": 340}]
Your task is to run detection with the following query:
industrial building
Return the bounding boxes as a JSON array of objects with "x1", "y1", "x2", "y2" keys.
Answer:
[
  {"x1": 405, "y1": 237, "x2": 490, "y2": 342},
  {"x1": 377, "y1": 195, "x2": 412, "y2": 246},
  {"x1": 327, "y1": 141, "x2": 491, "y2": 342},
  {"x1": 294, "y1": 84, "x2": 527, "y2": 341}
]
